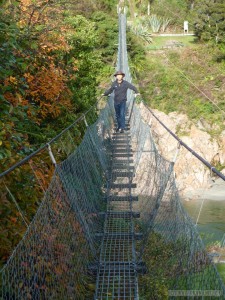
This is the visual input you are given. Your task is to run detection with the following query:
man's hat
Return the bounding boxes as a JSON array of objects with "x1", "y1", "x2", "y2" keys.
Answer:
[{"x1": 114, "y1": 70, "x2": 125, "y2": 77}]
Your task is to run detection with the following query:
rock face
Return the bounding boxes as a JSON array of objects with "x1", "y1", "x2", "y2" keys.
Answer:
[
  {"x1": 219, "y1": 130, "x2": 225, "y2": 166},
  {"x1": 139, "y1": 102, "x2": 225, "y2": 198}
]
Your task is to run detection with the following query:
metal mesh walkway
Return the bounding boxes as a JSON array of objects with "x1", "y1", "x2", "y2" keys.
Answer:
[{"x1": 95, "y1": 118, "x2": 139, "y2": 300}]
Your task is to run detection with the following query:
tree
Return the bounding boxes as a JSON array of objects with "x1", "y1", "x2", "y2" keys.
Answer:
[
  {"x1": 0, "y1": 0, "x2": 118, "y2": 267},
  {"x1": 186, "y1": 0, "x2": 196, "y2": 10},
  {"x1": 128, "y1": 0, "x2": 136, "y2": 19},
  {"x1": 194, "y1": 0, "x2": 225, "y2": 44}
]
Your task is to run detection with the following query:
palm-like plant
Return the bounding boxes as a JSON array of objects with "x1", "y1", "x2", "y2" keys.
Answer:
[
  {"x1": 129, "y1": 17, "x2": 152, "y2": 43},
  {"x1": 161, "y1": 18, "x2": 171, "y2": 32},
  {"x1": 148, "y1": 14, "x2": 162, "y2": 33}
]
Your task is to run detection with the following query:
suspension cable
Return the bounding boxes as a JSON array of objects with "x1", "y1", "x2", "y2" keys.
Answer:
[
  {"x1": 195, "y1": 196, "x2": 206, "y2": 226},
  {"x1": 142, "y1": 100, "x2": 225, "y2": 181},
  {"x1": 162, "y1": 54, "x2": 225, "y2": 115}
]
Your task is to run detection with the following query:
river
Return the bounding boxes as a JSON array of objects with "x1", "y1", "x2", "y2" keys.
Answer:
[{"x1": 182, "y1": 198, "x2": 225, "y2": 245}]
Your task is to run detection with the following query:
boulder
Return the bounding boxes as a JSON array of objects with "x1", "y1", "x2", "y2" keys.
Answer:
[{"x1": 139, "y1": 103, "x2": 224, "y2": 196}]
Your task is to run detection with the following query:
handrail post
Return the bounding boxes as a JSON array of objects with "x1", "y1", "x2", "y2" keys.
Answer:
[
  {"x1": 47, "y1": 143, "x2": 57, "y2": 166},
  {"x1": 84, "y1": 115, "x2": 89, "y2": 128}
]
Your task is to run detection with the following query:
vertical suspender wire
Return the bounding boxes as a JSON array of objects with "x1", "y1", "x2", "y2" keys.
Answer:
[
  {"x1": 29, "y1": 160, "x2": 46, "y2": 194},
  {"x1": 4, "y1": 183, "x2": 29, "y2": 228}
]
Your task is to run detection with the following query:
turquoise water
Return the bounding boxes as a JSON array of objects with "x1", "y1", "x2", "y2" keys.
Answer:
[{"x1": 182, "y1": 199, "x2": 225, "y2": 245}]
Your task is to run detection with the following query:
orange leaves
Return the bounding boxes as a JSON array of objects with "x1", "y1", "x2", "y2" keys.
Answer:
[
  {"x1": 4, "y1": 92, "x2": 16, "y2": 106},
  {"x1": 4, "y1": 76, "x2": 18, "y2": 85},
  {"x1": 24, "y1": 73, "x2": 34, "y2": 83},
  {"x1": 4, "y1": 91, "x2": 28, "y2": 107},
  {"x1": 4, "y1": 77, "x2": 18, "y2": 106},
  {"x1": 20, "y1": 0, "x2": 32, "y2": 11},
  {"x1": 5, "y1": 0, "x2": 77, "y2": 119},
  {"x1": 34, "y1": 65, "x2": 65, "y2": 101},
  {"x1": 19, "y1": 0, "x2": 49, "y2": 25},
  {"x1": 9, "y1": 216, "x2": 18, "y2": 224},
  {"x1": 25, "y1": 64, "x2": 72, "y2": 119},
  {"x1": 39, "y1": 34, "x2": 71, "y2": 53},
  {"x1": 3, "y1": 75, "x2": 29, "y2": 107},
  {"x1": 29, "y1": 159, "x2": 55, "y2": 191}
]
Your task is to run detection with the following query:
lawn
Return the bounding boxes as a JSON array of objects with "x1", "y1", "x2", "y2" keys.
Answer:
[
  {"x1": 217, "y1": 263, "x2": 225, "y2": 283},
  {"x1": 146, "y1": 35, "x2": 197, "y2": 50}
]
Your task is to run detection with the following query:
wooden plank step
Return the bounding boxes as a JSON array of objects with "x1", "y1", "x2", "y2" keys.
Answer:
[
  {"x1": 114, "y1": 126, "x2": 130, "y2": 130},
  {"x1": 111, "y1": 165, "x2": 135, "y2": 171},
  {"x1": 113, "y1": 133, "x2": 130, "y2": 137},
  {"x1": 88, "y1": 262, "x2": 147, "y2": 275},
  {"x1": 112, "y1": 149, "x2": 132, "y2": 153},
  {"x1": 112, "y1": 139, "x2": 130, "y2": 142},
  {"x1": 111, "y1": 171, "x2": 134, "y2": 177},
  {"x1": 112, "y1": 151, "x2": 132, "y2": 154},
  {"x1": 113, "y1": 159, "x2": 134, "y2": 163},
  {"x1": 111, "y1": 153, "x2": 133, "y2": 158},
  {"x1": 112, "y1": 140, "x2": 130, "y2": 144},
  {"x1": 112, "y1": 144, "x2": 131, "y2": 147},
  {"x1": 114, "y1": 121, "x2": 129, "y2": 125},
  {"x1": 106, "y1": 195, "x2": 138, "y2": 202},
  {"x1": 113, "y1": 162, "x2": 134, "y2": 166},
  {"x1": 112, "y1": 144, "x2": 131, "y2": 148},
  {"x1": 114, "y1": 128, "x2": 130, "y2": 131},
  {"x1": 114, "y1": 123, "x2": 130, "y2": 127},
  {"x1": 113, "y1": 132, "x2": 130, "y2": 135},
  {"x1": 110, "y1": 183, "x2": 137, "y2": 189},
  {"x1": 111, "y1": 140, "x2": 131, "y2": 144},
  {"x1": 111, "y1": 142, "x2": 132, "y2": 151},
  {"x1": 112, "y1": 159, "x2": 134, "y2": 162},
  {"x1": 112, "y1": 144, "x2": 132, "y2": 148}
]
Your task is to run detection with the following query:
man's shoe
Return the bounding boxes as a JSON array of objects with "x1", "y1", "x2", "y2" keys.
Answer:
[
  {"x1": 116, "y1": 127, "x2": 120, "y2": 132},
  {"x1": 120, "y1": 129, "x2": 124, "y2": 133}
]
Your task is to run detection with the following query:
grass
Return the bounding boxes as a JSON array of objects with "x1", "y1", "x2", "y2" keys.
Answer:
[
  {"x1": 136, "y1": 39, "x2": 225, "y2": 137},
  {"x1": 147, "y1": 35, "x2": 197, "y2": 50},
  {"x1": 217, "y1": 263, "x2": 225, "y2": 283}
]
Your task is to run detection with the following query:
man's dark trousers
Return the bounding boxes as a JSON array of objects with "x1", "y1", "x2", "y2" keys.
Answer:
[{"x1": 114, "y1": 101, "x2": 126, "y2": 130}]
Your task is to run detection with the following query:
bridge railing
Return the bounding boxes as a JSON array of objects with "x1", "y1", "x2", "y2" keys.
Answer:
[
  {"x1": 0, "y1": 98, "x2": 116, "y2": 299},
  {"x1": 117, "y1": 12, "x2": 225, "y2": 298}
]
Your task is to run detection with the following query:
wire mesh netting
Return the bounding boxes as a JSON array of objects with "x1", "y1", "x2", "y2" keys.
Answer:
[
  {"x1": 1, "y1": 12, "x2": 225, "y2": 300},
  {"x1": 0, "y1": 101, "x2": 115, "y2": 300}
]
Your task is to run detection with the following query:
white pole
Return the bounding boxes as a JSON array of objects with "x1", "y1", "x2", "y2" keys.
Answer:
[{"x1": 47, "y1": 143, "x2": 57, "y2": 166}]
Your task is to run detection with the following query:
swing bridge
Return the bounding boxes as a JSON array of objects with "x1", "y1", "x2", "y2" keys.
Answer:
[{"x1": 1, "y1": 14, "x2": 225, "y2": 300}]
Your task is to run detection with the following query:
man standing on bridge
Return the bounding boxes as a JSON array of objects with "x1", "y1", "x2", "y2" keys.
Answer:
[{"x1": 103, "y1": 70, "x2": 140, "y2": 133}]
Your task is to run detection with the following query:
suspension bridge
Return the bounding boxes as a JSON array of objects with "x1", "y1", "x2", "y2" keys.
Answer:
[{"x1": 1, "y1": 13, "x2": 225, "y2": 300}]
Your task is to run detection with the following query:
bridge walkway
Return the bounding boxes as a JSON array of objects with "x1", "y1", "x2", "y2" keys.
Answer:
[{"x1": 94, "y1": 114, "x2": 140, "y2": 300}]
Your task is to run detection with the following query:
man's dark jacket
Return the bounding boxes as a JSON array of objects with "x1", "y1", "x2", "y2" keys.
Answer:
[{"x1": 104, "y1": 80, "x2": 138, "y2": 104}]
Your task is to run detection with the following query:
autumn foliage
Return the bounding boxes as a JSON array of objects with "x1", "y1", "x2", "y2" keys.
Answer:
[{"x1": 0, "y1": 0, "x2": 118, "y2": 267}]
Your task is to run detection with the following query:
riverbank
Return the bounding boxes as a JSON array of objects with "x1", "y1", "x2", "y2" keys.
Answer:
[
  {"x1": 184, "y1": 178, "x2": 225, "y2": 201},
  {"x1": 182, "y1": 179, "x2": 225, "y2": 245}
]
